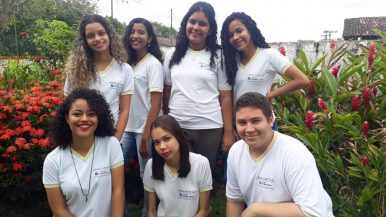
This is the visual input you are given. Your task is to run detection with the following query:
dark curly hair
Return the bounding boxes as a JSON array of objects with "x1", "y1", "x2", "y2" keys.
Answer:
[
  {"x1": 150, "y1": 115, "x2": 191, "y2": 181},
  {"x1": 48, "y1": 88, "x2": 115, "y2": 149},
  {"x1": 123, "y1": 17, "x2": 163, "y2": 65},
  {"x1": 221, "y1": 12, "x2": 270, "y2": 85},
  {"x1": 168, "y1": 1, "x2": 220, "y2": 69}
]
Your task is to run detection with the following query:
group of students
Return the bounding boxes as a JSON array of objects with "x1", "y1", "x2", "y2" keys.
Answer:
[{"x1": 42, "y1": 1, "x2": 334, "y2": 217}]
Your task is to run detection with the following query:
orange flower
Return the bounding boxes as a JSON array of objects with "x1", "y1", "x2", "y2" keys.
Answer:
[
  {"x1": 0, "y1": 163, "x2": 7, "y2": 173},
  {"x1": 38, "y1": 138, "x2": 50, "y2": 148},
  {"x1": 50, "y1": 111, "x2": 57, "y2": 117},
  {"x1": 2, "y1": 105, "x2": 13, "y2": 113},
  {"x1": 31, "y1": 128, "x2": 45, "y2": 137},
  {"x1": 6, "y1": 145, "x2": 17, "y2": 153},
  {"x1": 15, "y1": 137, "x2": 27, "y2": 149},
  {"x1": 12, "y1": 162, "x2": 23, "y2": 172},
  {"x1": 39, "y1": 114, "x2": 49, "y2": 123}
]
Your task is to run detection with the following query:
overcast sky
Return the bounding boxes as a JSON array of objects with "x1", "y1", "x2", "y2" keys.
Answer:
[{"x1": 98, "y1": 0, "x2": 386, "y2": 42}]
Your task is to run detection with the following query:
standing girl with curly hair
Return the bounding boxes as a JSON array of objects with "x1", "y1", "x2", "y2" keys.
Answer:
[
  {"x1": 220, "y1": 12, "x2": 309, "y2": 130},
  {"x1": 122, "y1": 17, "x2": 164, "y2": 217},
  {"x1": 64, "y1": 14, "x2": 134, "y2": 141},
  {"x1": 163, "y1": 1, "x2": 234, "y2": 171}
]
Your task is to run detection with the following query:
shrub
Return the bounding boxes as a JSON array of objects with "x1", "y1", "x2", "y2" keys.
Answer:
[
  {"x1": 274, "y1": 30, "x2": 385, "y2": 216},
  {"x1": 0, "y1": 61, "x2": 63, "y2": 204}
]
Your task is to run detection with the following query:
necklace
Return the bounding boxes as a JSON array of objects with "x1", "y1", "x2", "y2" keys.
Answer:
[{"x1": 70, "y1": 141, "x2": 95, "y2": 202}]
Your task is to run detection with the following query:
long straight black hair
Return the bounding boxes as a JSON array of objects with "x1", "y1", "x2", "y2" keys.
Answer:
[{"x1": 150, "y1": 115, "x2": 191, "y2": 181}]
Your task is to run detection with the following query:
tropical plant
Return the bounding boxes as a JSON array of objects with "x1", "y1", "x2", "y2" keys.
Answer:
[{"x1": 274, "y1": 30, "x2": 385, "y2": 216}]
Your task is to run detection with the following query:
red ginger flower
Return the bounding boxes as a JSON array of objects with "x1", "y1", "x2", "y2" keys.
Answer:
[
  {"x1": 329, "y1": 39, "x2": 336, "y2": 51},
  {"x1": 278, "y1": 43, "x2": 286, "y2": 56},
  {"x1": 331, "y1": 66, "x2": 339, "y2": 79},
  {"x1": 308, "y1": 80, "x2": 315, "y2": 97},
  {"x1": 362, "y1": 121, "x2": 369, "y2": 137},
  {"x1": 304, "y1": 111, "x2": 314, "y2": 130},
  {"x1": 372, "y1": 87, "x2": 378, "y2": 96},
  {"x1": 368, "y1": 43, "x2": 376, "y2": 68},
  {"x1": 318, "y1": 98, "x2": 327, "y2": 110},
  {"x1": 362, "y1": 87, "x2": 371, "y2": 107},
  {"x1": 351, "y1": 95, "x2": 360, "y2": 112},
  {"x1": 280, "y1": 101, "x2": 285, "y2": 111},
  {"x1": 360, "y1": 156, "x2": 369, "y2": 166}
]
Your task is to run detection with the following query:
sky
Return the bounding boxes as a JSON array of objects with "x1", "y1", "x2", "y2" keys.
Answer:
[{"x1": 98, "y1": 0, "x2": 386, "y2": 42}]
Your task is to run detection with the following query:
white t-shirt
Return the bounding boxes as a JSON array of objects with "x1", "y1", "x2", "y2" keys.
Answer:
[
  {"x1": 43, "y1": 136, "x2": 124, "y2": 217},
  {"x1": 226, "y1": 132, "x2": 334, "y2": 217},
  {"x1": 233, "y1": 48, "x2": 291, "y2": 101},
  {"x1": 143, "y1": 152, "x2": 213, "y2": 217},
  {"x1": 125, "y1": 54, "x2": 164, "y2": 133},
  {"x1": 164, "y1": 48, "x2": 231, "y2": 129},
  {"x1": 64, "y1": 59, "x2": 134, "y2": 125}
]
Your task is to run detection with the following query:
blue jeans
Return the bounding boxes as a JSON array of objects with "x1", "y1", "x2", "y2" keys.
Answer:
[{"x1": 121, "y1": 131, "x2": 151, "y2": 217}]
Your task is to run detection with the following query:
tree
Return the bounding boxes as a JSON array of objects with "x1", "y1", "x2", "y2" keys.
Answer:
[
  {"x1": 0, "y1": 0, "x2": 97, "y2": 56},
  {"x1": 151, "y1": 21, "x2": 177, "y2": 39},
  {"x1": 33, "y1": 19, "x2": 76, "y2": 67},
  {"x1": 0, "y1": 0, "x2": 30, "y2": 36}
]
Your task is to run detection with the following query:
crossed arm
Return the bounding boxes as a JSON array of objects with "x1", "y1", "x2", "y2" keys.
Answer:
[{"x1": 227, "y1": 200, "x2": 307, "y2": 217}]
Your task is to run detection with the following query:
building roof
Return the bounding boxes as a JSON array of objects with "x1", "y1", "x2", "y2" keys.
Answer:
[
  {"x1": 158, "y1": 37, "x2": 176, "y2": 47},
  {"x1": 343, "y1": 17, "x2": 386, "y2": 40}
]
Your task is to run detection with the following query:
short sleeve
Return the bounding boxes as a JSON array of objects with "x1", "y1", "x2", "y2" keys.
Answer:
[
  {"x1": 269, "y1": 49, "x2": 291, "y2": 74},
  {"x1": 143, "y1": 159, "x2": 155, "y2": 192},
  {"x1": 217, "y1": 51, "x2": 231, "y2": 91},
  {"x1": 147, "y1": 61, "x2": 164, "y2": 92},
  {"x1": 163, "y1": 49, "x2": 174, "y2": 85},
  {"x1": 42, "y1": 151, "x2": 60, "y2": 188},
  {"x1": 109, "y1": 137, "x2": 124, "y2": 169},
  {"x1": 284, "y1": 146, "x2": 333, "y2": 216},
  {"x1": 121, "y1": 63, "x2": 134, "y2": 95},
  {"x1": 197, "y1": 156, "x2": 213, "y2": 192},
  {"x1": 225, "y1": 145, "x2": 244, "y2": 201}
]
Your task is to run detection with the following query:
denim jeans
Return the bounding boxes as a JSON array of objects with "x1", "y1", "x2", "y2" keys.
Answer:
[{"x1": 121, "y1": 131, "x2": 151, "y2": 217}]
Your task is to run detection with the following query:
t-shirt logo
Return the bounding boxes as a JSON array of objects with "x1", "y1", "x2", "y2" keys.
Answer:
[
  {"x1": 109, "y1": 82, "x2": 123, "y2": 89},
  {"x1": 256, "y1": 176, "x2": 275, "y2": 190},
  {"x1": 178, "y1": 189, "x2": 197, "y2": 200}
]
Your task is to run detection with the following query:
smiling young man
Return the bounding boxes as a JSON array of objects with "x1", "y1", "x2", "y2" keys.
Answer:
[{"x1": 226, "y1": 92, "x2": 334, "y2": 217}]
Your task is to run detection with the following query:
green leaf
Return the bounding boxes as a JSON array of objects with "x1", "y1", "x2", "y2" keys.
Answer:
[
  {"x1": 310, "y1": 54, "x2": 327, "y2": 73},
  {"x1": 293, "y1": 59, "x2": 306, "y2": 74},
  {"x1": 338, "y1": 63, "x2": 365, "y2": 86},
  {"x1": 322, "y1": 68, "x2": 338, "y2": 96},
  {"x1": 299, "y1": 49, "x2": 310, "y2": 73}
]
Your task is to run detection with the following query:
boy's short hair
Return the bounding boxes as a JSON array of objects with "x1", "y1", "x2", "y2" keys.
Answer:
[{"x1": 235, "y1": 92, "x2": 273, "y2": 119}]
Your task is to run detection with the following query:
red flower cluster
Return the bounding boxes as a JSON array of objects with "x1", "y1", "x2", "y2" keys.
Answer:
[
  {"x1": 0, "y1": 73, "x2": 64, "y2": 180},
  {"x1": 305, "y1": 111, "x2": 314, "y2": 130},
  {"x1": 360, "y1": 156, "x2": 369, "y2": 166},
  {"x1": 368, "y1": 43, "x2": 376, "y2": 68},
  {"x1": 278, "y1": 43, "x2": 286, "y2": 56},
  {"x1": 308, "y1": 80, "x2": 315, "y2": 97},
  {"x1": 362, "y1": 87, "x2": 371, "y2": 107},
  {"x1": 331, "y1": 66, "x2": 339, "y2": 79},
  {"x1": 318, "y1": 98, "x2": 327, "y2": 111},
  {"x1": 362, "y1": 121, "x2": 369, "y2": 137},
  {"x1": 329, "y1": 39, "x2": 336, "y2": 52},
  {"x1": 351, "y1": 95, "x2": 360, "y2": 112},
  {"x1": 19, "y1": 31, "x2": 27, "y2": 38}
]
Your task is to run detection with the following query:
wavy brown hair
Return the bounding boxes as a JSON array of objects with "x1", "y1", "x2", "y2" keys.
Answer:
[{"x1": 64, "y1": 14, "x2": 127, "y2": 89}]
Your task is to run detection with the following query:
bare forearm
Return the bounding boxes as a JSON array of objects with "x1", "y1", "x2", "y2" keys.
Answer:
[
  {"x1": 111, "y1": 189, "x2": 125, "y2": 217},
  {"x1": 162, "y1": 85, "x2": 171, "y2": 114},
  {"x1": 52, "y1": 209, "x2": 74, "y2": 217},
  {"x1": 142, "y1": 93, "x2": 162, "y2": 139},
  {"x1": 242, "y1": 202, "x2": 307, "y2": 217},
  {"x1": 226, "y1": 200, "x2": 245, "y2": 217}
]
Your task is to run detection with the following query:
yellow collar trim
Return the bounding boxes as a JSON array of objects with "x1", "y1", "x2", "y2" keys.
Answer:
[{"x1": 248, "y1": 131, "x2": 278, "y2": 163}]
